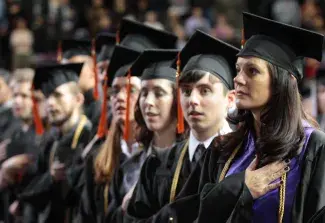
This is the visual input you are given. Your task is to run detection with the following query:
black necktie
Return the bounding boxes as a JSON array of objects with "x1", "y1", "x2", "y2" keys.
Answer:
[{"x1": 193, "y1": 143, "x2": 205, "y2": 164}]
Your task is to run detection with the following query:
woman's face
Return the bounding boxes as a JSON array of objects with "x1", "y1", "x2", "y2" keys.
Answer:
[
  {"x1": 139, "y1": 79, "x2": 175, "y2": 133},
  {"x1": 234, "y1": 57, "x2": 272, "y2": 111},
  {"x1": 110, "y1": 76, "x2": 141, "y2": 125}
]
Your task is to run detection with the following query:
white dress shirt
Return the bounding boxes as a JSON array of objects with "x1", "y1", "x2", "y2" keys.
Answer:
[
  {"x1": 188, "y1": 124, "x2": 232, "y2": 162},
  {"x1": 120, "y1": 138, "x2": 141, "y2": 158}
]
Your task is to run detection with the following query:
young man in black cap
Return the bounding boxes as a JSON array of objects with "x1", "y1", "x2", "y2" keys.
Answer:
[
  {"x1": 19, "y1": 63, "x2": 92, "y2": 223},
  {"x1": 60, "y1": 39, "x2": 102, "y2": 136},
  {"x1": 125, "y1": 30, "x2": 238, "y2": 223}
]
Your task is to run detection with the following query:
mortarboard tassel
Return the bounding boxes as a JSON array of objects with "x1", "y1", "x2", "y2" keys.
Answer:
[
  {"x1": 92, "y1": 39, "x2": 99, "y2": 100},
  {"x1": 116, "y1": 29, "x2": 120, "y2": 44},
  {"x1": 96, "y1": 75, "x2": 108, "y2": 138},
  {"x1": 123, "y1": 69, "x2": 132, "y2": 141},
  {"x1": 241, "y1": 29, "x2": 246, "y2": 49},
  {"x1": 176, "y1": 52, "x2": 185, "y2": 134},
  {"x1": 57, "y1": 41, "x2": 62, "y2": 62},
  {"x1": 31, "y1": 85, "x2": 44, "y2": 135}
]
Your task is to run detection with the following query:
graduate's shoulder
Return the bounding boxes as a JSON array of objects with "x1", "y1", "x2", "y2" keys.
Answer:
[
  {"x1": 153, "y1": 140, "x2": 188, "y2": 160},
  {"x1": 305, "y1": 129, "x2": 325, "y2": 160},
  {"x1": 143, "y1": 140, "x2": 189, "y2": 173}
]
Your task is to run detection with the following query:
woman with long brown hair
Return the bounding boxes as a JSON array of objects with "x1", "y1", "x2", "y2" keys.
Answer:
[
  {"x1": 78, "y1": 45, "x2": 142, "y2": 223},
  {"x1": 163, "y1": 12, "x2": 325, "y2": 223},
  {"x1": 105, "y1": 49, "x2": 182, "y2": 222}
]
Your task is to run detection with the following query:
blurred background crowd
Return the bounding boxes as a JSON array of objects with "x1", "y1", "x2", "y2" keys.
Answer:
[{"x1": 0, "y1": 0, "x2": 325, "y2": 129}]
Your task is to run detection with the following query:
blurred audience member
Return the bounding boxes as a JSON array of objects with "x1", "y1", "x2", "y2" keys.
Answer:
[
  {"x1": 144, "y1": 11, "x2": 164, "y2": 30},
  {"x1": 185, "y1": 7, "x2": 211, "y2": 37},
  {"x1": 191, "y1": 0, "x2": 215, "y2": 24},
  {"x1": 9, "y1": 17, "x2": 34, "y2": 69},
  {"x1": 213, "y1": 14, "x2": 235, "y2": 41},
  {"x1": 301, "y1": 1, "x2": 321, "y2": 30},
  {"x1": 173, "y1": 24, "x2": 186, "y2": 49},
  {"x1": 271, "y1": 0, "x2": 301, "y2": 26},
  {"x1": 57, "y1": 0, "x2": 78, "y2": 39},
  {"x1": 97, "y1": 14, "x2": 112, "y2": 34},
  {"x1": 317, "y1": 68, "x2": 325, "y2": 130},
  {"x1": 169, "y1": 0, "x2": 190, "y2": 17},
  {"x1": 87, "y1": 0, "x2": 109, "y2": 36}
]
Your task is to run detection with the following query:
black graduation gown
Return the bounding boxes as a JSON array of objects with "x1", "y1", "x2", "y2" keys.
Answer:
[
  {"x1": 19, "y1": 117, "x2": 92, "y2": 223},
  {"x1": 83, "y1": 88, "x2": 102, "y2": 137},
  {"x1": 77, "y1": 152, "x2": 127, "y2": 223},
  {"x1": 158, "y1": 129, "x2": 325, "y2": 223},
  {"x1": 0, "y1": 102, "x2": 19, "y2": 142},
  {"x1": 106, "y1": 148, "x2": 150, "y2": 223},
  {"x1": 5, "y1": 124, "x2": 41, "y2": 160},
  {"x1": 124, "y1": 141, "x2": 196, "y2": 223},
  {"x1": 0, "y1": 124, "x2": 43, "y2": 223}
]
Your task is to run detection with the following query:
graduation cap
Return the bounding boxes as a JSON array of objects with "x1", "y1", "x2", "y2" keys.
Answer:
[
  {"x1": 239, "y1": 12, "x2": 324, "y2": 80},
  {"x1": 172, "y1": 30, "x2": 239, "y2": 134},
  {"x1": 130, "y1": 49, "x2": 179, "y2": 82},
  {"x1": 33, "y1": 63, "x2": 83, "y2": 97},
  {"x1": 96, "y1": 33, "x2": 116, "y2": 62},
  {"x1": 107, "y1": 45, "x2": 141, "y2": 86},
  {"x1": 58, "y1": 39, "x2": 91, "y2": 61},
  {"x1": 32, "y1": 63, "x2": 83, "y2": 135},
  {"x1": 117, "y1": 18, "x2": 177, "y2": 51},
  {"x1": 176, "y1": 30, "x2": 239, "y2": 90}
]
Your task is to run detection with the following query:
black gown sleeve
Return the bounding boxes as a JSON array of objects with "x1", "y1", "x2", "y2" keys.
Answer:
[
  {"x1": 196, "y1": 172, "x2": 253, "y2": 223},
  {"x1": 125, "y1": 146, "x2": 207, "y2": 223},
  {"x1": 106, "y1": 166, "x2": 124, "y2": 223},
  {"x1": 292, "y1": 130, "x2": 325, "y2": 222},
  {"x1": 77, "y1": 156, "x2": 99, "y2": 223}
]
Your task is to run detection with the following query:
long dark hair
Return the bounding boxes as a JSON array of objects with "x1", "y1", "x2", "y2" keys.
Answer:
[
  {"x1": 134, "y1": 81, "x2": 186, "y2": 148},
  {"x1": 94, "y1": 118, "x2": 122, "y2": 184},
  {"x1": 214, "y1": 62, "x2": 318, "y2": 166}
]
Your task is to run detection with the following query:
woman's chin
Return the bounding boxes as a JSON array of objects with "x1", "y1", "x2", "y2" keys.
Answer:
[{"x1": 235, "y1": 100, "x2": 248, "y2": 110}]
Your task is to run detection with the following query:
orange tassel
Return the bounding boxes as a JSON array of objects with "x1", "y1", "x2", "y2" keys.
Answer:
[
  {"x1": 116, "y1": 29, "x2": 120, "y2": 44},
  {"x1": 176, "y1": 53, "x2": 185, "y2": 134},
  {"x1": 92, "y1": 39, "x2": 99, "y2": 100},
  {"x1": 96, "y1": 76, "x2": 108, "y2": 138},
  {"x1": 31, "y1": 86, "x2": 44, "y2": 135},
  {"x1": 241, "y1": 29, "x2": 246, "y2": 49},
  {"x1": 57, "y1": 41, "x2": 62, "y2": 62},
  {"x1": 123, "y1": 70, "x2": 131, "y2": 141}
]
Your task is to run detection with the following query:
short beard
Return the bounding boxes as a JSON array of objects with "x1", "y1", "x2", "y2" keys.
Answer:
[
  {"x1": 49, "y1": 111, "x2": 73, "y2": 127},
  {"x1": 50, "y1": 116, "x2": 70, "y2": 127},
  {"x1": 21, "y1": 116, "x2": 33, "y2": 124}
]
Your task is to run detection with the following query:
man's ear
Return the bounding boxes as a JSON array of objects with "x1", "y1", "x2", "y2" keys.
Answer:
[{"x1": 75, "y1": 92, "x2": 84, "y2": 106}]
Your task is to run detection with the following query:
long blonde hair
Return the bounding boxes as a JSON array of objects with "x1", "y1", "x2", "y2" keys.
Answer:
[{"x1": 94, "y1": 118, "x2": 122, "y2": 184}]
